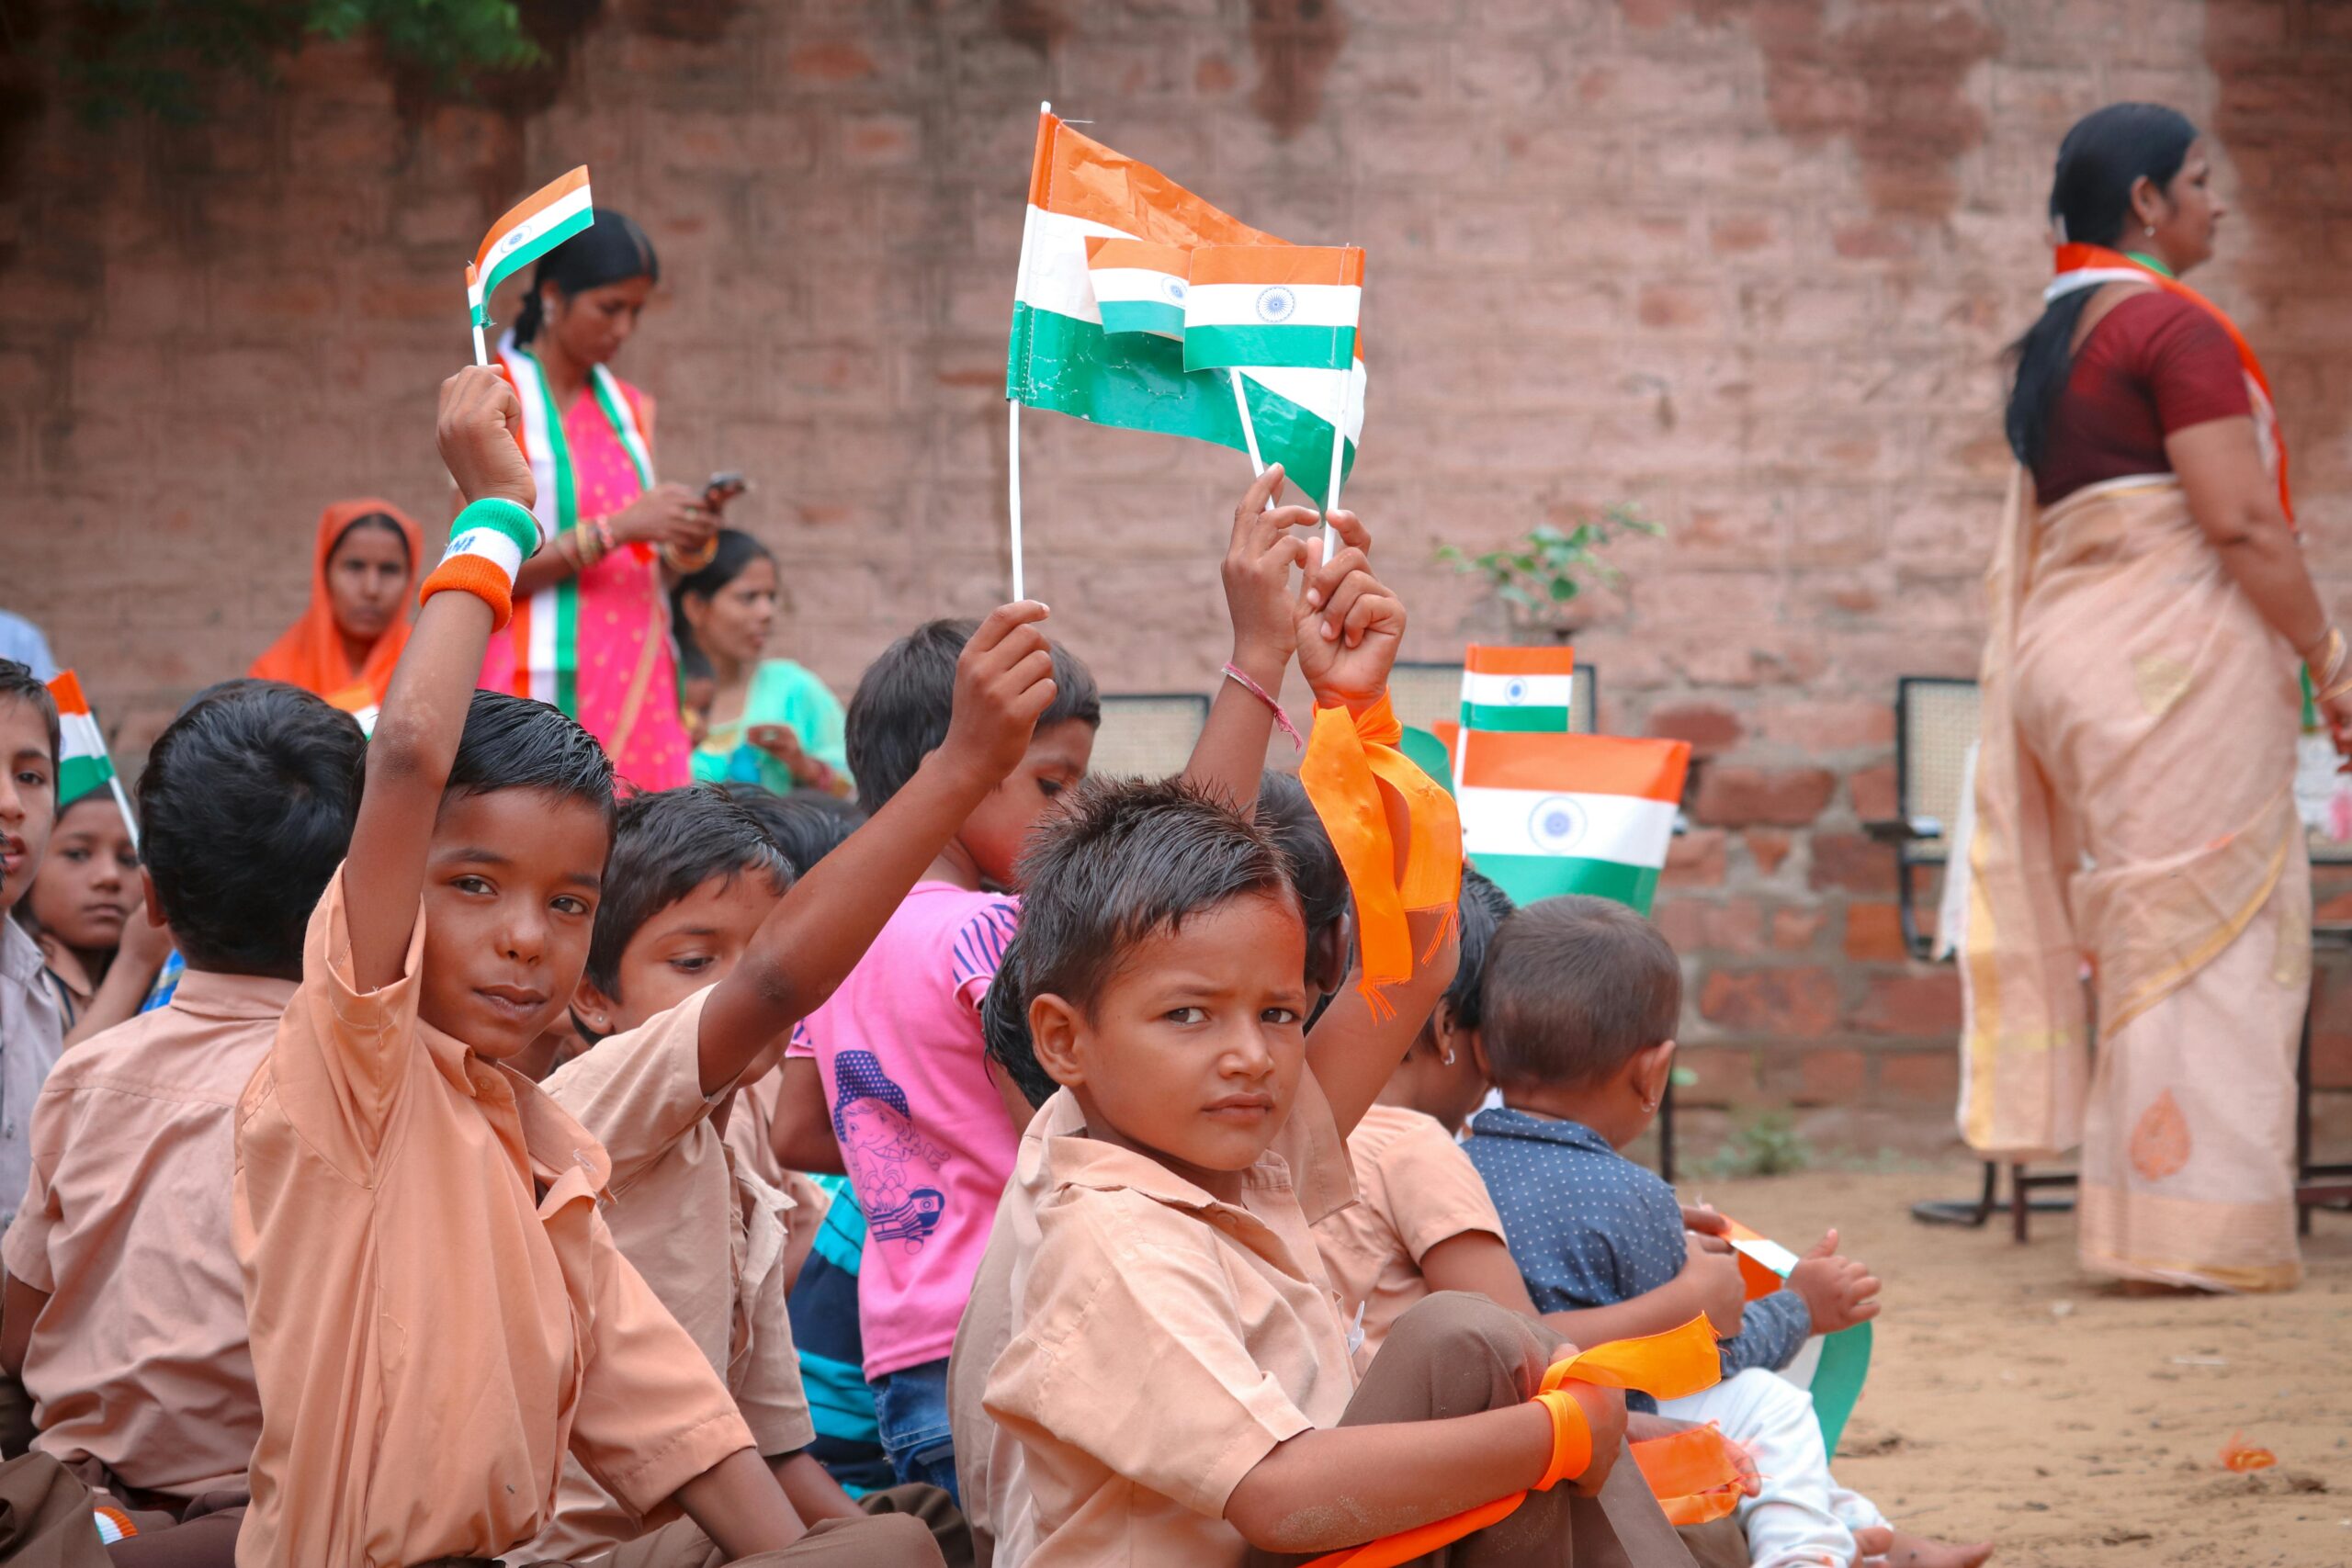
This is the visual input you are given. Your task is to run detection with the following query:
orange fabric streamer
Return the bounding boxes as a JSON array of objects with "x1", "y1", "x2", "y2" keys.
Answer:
[
  {"x1": 1303, "y1": 1316, "x2": 1724, "y2": 1568},
  {"x1": 2219, "y1": 1433, "x2": 2277, "y2": 1472},
  {"x1": 248, "y1": 499, "x2": 425, "y2": 706},
  {"x1": 1299, "y1": 692, "x2": 1463, "y2": 1019},
  {"x1": 1632, "y1": 1425, "x2": 1747, "y2": 1526}
]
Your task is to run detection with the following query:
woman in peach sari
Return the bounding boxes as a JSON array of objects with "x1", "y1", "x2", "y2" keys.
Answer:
[{"x1": 1963, "y1": 104, "x2": 2352, "y2": 1292}]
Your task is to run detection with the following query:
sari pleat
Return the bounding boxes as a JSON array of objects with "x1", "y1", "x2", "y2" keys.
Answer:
[{"x1": 1960, "y1": 474, "x2": 2304, "y2": 1292}]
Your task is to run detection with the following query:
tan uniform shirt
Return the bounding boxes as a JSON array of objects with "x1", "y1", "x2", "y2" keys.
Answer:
[
  {"x1": 1314, "y1": 1101, "x2": 1509, "y2": 1367},
  {"x1": 979, "y1": 1077, "x2": 1359, "y2": 1568},
  {"x1": 2, "y1": 971, "x2": 293, "y2": 1501},
  {"x1": 722, "y1": 1065, "x2": 830, "y2": 1297},
  {"x1": 0, "y1": 916, "x2": 64, "y2": 1236},
  {"x1": 232, "y1": 871, "x2": 752, "y2": 1568},
  {"x1": 531, "y1": 987, "x2": 815, "y2": 1561}
]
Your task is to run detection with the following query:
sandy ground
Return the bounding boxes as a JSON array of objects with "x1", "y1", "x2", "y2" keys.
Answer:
[{"x1": 1691, "y1": 1161, "x2": 2352, "y2": 1568}]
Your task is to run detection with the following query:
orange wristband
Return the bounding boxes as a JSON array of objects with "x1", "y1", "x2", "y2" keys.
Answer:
[
  {"x1": 1531, "y1": 1388, "x2": 1594, "y2": 1491},
  {"x1": 419, "y1": 553, "x2": 516, "y2": 630}
]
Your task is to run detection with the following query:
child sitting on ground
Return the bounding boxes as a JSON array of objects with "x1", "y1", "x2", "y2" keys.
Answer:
[
  {"x1": 232, "y1": 365, "x2": 1048, "y2": 1568},
  {"x1": 1463, "y1": 897, "x2": 1989, "y2": 1568},
  {"x1": 17, "y1": 784, "x2": 172, "y2": 1050},
  {"x1": 2, "y1": 681, "x2": 365, "y2": 1557}
]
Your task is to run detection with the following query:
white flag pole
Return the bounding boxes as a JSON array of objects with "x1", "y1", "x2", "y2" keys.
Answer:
[
  {"x1": 467, "y1": 264, "x2": 490, "y2": 368},
  {"x1": 1229, "y1": 369, "x2": 1267, "y2": 479},
  {"x1": 1006, "y1": 100, "x2": 1050, "y2": 605},
  {"x1": 106, "y1": 774, "x2": 141, "y2": 857}
]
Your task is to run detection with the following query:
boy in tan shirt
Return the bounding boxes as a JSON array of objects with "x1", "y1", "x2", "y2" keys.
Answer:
[
  {"x1": 1, "y1": 681, "x2": 365, "y2": 1551},
  {"x1": 232, "y1": 367, "x2": 1059, "y2": 1568}
]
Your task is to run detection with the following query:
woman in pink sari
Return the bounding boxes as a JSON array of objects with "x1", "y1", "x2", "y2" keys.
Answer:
[
  {"x1": 480, "y1": 209, "x2": 723, "y2": 790},
  {"x1": 1964, "y1": 104, "x2": 2352, "y2": 1292}
]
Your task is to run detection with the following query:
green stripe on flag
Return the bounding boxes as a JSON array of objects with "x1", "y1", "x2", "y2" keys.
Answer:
[
  {"x1": 1098, "y1": 299, "x2": 1184, "y2": 338},
  {"x1": 1461, "y1": 701, "x2": 1571, "y2": 733},
  {"x1": 1467, "y1": 852, "x2": 1659, "y2": 915},
  {"x1": 1182, "y1": 322, "x2": 1356, "y2": 373},
  {"x1": 1008, "y1": 303, "x2": 1354, "y2": 499},
  {"x1": 58, "y1": 753, "x2": 114, "y2": 807}
]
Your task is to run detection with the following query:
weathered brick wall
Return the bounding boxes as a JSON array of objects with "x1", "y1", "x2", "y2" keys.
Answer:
[{"x1": 7, "y1": 0, "x2": 2349, "y2": 1155}]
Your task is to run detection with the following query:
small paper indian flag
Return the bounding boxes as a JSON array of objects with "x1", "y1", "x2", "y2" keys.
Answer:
[
  {"x1": 1458, "y1": 732, "x2": 1690, "y2": 914},
  {"x1": 1460, "y1": 645, "x2": 1576, "y2": 733},
  {"x1": 469, "y1": 166, "x2": 594, "y2": 328},
  {"x1": 1084, "y1": 237, "x2": 1192, "y2": 340},
  {"x1": 1182, "y1": 244, "x2": 1363, "y2": 373},
  {"x1": 46, "y1": 671, "x2": 116, "y2": 806}
]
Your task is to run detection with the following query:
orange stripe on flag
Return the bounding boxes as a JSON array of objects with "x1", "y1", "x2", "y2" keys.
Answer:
[
  {"x1": 1457, "y1": 732, "x2": 1690, "y2": 802},
  {"x1": 1027, "y1": 112, "x2": 1279, "y2": 247},
  {"x1": 46, "y1": 670, "x2": 91, "y2": 717},
  {"x1": 1464, "y1": 645, "x2": 1577, "y2": 679},
  {"x1": 1186, "y1": 243, "x2": 1365, "y2": 288},
  {"x1": 1083, "y1": 236, "x2": 1192, "y2": 275},
  {"x1": 474, "y1": 165, "x2": 590, "y2": 271}
]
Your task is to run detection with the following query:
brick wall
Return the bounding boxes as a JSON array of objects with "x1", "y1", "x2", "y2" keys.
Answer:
[{"x1": 7, "y1": 0, "x2": 2350, "y2": 1156}]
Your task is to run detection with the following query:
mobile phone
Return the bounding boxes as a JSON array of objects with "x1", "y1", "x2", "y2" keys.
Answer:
[{"x1": 704, "y1": 470, "x2": 748, "y2": 506}]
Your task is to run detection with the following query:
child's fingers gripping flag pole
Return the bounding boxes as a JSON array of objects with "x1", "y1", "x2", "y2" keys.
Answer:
[
  {"x1": 47, "y1": 671, "x2": 136, "y2": 853},
  {"x1": 1457, "y1": 732, "x2": 1690, "y2": 915},
  {"x1": 465, "y1": 165, "x2": 594, "y2": 367}
]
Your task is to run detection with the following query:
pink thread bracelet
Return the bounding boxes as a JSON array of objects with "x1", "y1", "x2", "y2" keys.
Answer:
[{"x1": 1223, "y1": 662, "x2": 1304, "y2": 751}]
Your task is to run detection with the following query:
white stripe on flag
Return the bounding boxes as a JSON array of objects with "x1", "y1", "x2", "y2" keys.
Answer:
[
  {"x1": 58, "y1": 712, "x2": 107, "y2": 764},
  {"x1": 1461, "y1": 670, "x2": 1577, "y2": 714},
  {"x1": 1459, "y1": 786, "x2": 1678, "y2": 866},
  {"x1": 1017, "y1": 207, "x2": 1142, "y2": 321},
  {"x1": 1182, "y1": 281, "x2": 1362, "y2": 330}
]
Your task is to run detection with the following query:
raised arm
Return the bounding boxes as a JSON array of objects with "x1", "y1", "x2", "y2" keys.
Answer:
[
  {"x1": 345, "y1": 368, "x2": 537, "y2": 991},
  {"x1": 1182, "y1": 465, "x2": 1322, "y2": 813},
  {"x1": 695, "y1": 603, "x2": 1060, "y2": 1089}
]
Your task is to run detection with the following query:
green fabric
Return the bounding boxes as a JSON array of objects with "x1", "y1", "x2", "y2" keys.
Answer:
[
  {"x1": 690, "y1": 660, "x2": 852, "y2": 795},
  {"x1": 2122, "y1": 249, "x2": 2177, "y2": 278}
]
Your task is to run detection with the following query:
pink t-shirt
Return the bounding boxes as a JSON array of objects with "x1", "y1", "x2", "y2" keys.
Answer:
[{"x1": 787, "y1": 881, "x2": 1021, "y2": 1377}]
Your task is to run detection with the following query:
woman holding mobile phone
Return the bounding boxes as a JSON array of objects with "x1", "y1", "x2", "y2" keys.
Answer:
[
  {"x1": 479, "y1": 206, "x2": 724, "y2": 789},
  {"x1": 674, "y1": 529, "x2": 853, "y2": 797}
]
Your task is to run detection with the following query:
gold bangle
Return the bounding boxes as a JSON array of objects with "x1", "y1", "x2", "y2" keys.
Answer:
[
  {"x1": 2307, "y1": 627, "x2": 2346, "y2": 691},
  {"x1": 2319, "y1": 671, "x2": 2352, "y2": 707},
  {"x1": 662, "y1": 536, "x2": 719, "y2": 574}
]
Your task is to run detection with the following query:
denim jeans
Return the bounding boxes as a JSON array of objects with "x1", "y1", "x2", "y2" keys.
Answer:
[{"x1": 872, "y1": 1356, "x2": 959, "y2": 1502}]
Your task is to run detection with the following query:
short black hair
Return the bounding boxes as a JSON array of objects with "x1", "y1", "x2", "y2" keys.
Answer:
[
  {"x1": 447, "y1": 690, "x2": 618, "y2": 829},
  {"x1": 1480, "y1": 896, "x2": 1682, "y2": 1091},
  {"x1": 583, "y1": 785, "x2": 791, "y2": 997},
  {"x1": 718, "y1": 784, "x2": 866, "y2": 876},
  {"x1": 1255, "y1": 771, "x2": 1348, "y2": 949},
  {"x1": 0, "y1": 660, "x2": 59, "y2": 768},
  {"x1": 1013, "y1": 774, "x2": 1296, "y2": 1021},
  {"x1": 1443, "y1": 867, "x2": 1515, "y2": 1036},
  {"x1": 844, "y1": 618, "x2": 1101, "y2": 810},
  {"x1": 980, "y1": 935, "x2": 1058, "y2": 1112},
  {"x1": 139, "y1": 679, "x2": 365, "y2": 976}
]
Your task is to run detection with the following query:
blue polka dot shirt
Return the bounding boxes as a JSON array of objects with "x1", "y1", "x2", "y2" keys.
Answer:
[{"x1": 1464, "y1": 1107, "x2": 1811, "y2": 1412}]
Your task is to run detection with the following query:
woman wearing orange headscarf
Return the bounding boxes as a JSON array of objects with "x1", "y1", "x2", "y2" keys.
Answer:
[{"x1": 249, "y1": 501, "x2": 424, "y2": 713}]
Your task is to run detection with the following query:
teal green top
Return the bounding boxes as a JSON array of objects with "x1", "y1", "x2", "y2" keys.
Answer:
[{"x1": 689, "y1": 660, "x2": 853, "y2": 796}]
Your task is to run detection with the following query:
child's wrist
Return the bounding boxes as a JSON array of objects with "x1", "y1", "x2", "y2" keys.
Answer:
[
  {"x1": 419, "y1": 498, "x2": 541, "y2": 630},
  {"x1": 1227, "y1": 640, "x2": 1288, "y2": 691}
]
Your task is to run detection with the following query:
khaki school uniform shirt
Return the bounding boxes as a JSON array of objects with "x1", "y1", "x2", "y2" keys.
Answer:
[
  {"x1": 1314, "y1": 1101, "x2": 1510, "y2": 1368},
  {"x1": 980, "y1": 1076, "x2": 1359, "y2": 1568},
  {"x1": 0, "y1": 916, "x2": 64, "y2": 1236},
  {"x1": 722, "y1": 1065, "x2": 830, "y2": 1297},
  {"x1": 232, "y1": 871, "x2": 753, "y2": 1568},
  {"x1": 529, "y1": 988, "x2": 815, "y2": 1561},
  {"x1": 2, "y1": 972, "x2": 294, "y2": 1501}
]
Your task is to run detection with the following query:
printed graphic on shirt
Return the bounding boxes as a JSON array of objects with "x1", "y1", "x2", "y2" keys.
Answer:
[{"x1": 831, "y1": 1049, "x2": 954, "y2": 1254}]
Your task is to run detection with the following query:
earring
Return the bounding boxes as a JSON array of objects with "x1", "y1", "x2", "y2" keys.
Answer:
[
  {"x1": 1442, "y1": 1048, "x2": 1457, "y2": 1066},
  {"x1": 2144, "y1": 224, "x2": 2155, "y2": 236}
]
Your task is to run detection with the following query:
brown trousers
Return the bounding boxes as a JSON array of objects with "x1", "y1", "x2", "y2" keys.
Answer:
[
  {"x1": 528, "y1": 1483, "x2": 956, "y2": 1568},
  {"x1": 1249, "y1": 1292, "x2": 1698, "y2": 1568}
]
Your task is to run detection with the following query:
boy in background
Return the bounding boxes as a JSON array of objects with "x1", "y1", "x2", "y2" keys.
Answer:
[
  {"x1": 0, "y1": 660, "x2": 61, "y2": 1461},
  {"x1": 2, "y1": 682, "x2": 364, "y2": 1551}
]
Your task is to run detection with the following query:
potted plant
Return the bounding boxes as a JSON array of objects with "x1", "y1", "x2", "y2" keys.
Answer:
[{"x1": 1436, "y1": 503, "x2": 1661, "y2": 643}]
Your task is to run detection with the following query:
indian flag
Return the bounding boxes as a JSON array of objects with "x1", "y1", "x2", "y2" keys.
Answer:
[
  {"x1": 1008, "y1": 107, "x2": 1363, "y2": 496},
  {"x1": 468, "y1": 165, "x2": 594, "y2": 328},
  {"x1": 1717, "y1": 1217, "x2": 1872, "y2": 1453},
  {"x1": 1458, "y1": 732, "x2": 1690, "y2": 913},
  {"x1": 1085, "y1": 237, "x2": 1191, "y2": 340},
  {"x1": 1182, "y1": 244, "x2": 1363, "y2": 373},
  {"x1": 1460, "y1": 645, "x2": 1576, "y2": 733},
  {"x1": 46, "y1": 671, "x2": 115, "y2": 807}
]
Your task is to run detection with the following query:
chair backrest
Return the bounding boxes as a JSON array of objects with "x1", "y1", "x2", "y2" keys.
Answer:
[
  {"x1": 1390, "y1": 659, "x2": 1598, "y2": 736},
  {"x1": 1896, "y1": 677, "x2": 1981, "y2": 866},
  {"x1": 1087, "y1": 693, "x2": 1212, "y2": 780}
]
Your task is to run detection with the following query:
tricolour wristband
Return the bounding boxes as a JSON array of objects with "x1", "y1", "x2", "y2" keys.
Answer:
[
  {"x1": 1531, "y1": 1388, "x2": 1594, "y2": 1491},
  {"x1": 418, "y1": 499, "x2": 543, "y2": 630}
]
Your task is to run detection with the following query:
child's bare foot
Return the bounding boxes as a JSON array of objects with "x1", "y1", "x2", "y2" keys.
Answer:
[{"x1": 1853, "y1": 1526, "x2": 1992, "y2": 1568}]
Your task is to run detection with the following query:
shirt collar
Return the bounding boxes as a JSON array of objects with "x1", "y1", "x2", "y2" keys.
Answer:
[
  {"x1": 1022, "y1": 1088, "x2": 1307, "y2": 1218},
  {"x1": 164, "y1": 969, "x2": 300, "y2": 1021},
  {"x1": 1468, "y1": 1104, "x2": 1617, "y2": 1156},
  {"x1": 1, "y1": 919, "x2": 43, "y2": 984}
]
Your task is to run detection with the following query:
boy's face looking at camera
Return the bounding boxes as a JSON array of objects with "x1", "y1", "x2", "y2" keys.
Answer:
[{"x1": 0, "y1": 690, "x2": 58, "y2": 919}]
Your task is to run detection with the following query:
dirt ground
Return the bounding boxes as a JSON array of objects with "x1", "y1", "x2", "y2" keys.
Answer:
[{"x1": 1692, "y1": 1161, "x2": 2352, "y2": 1568}]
